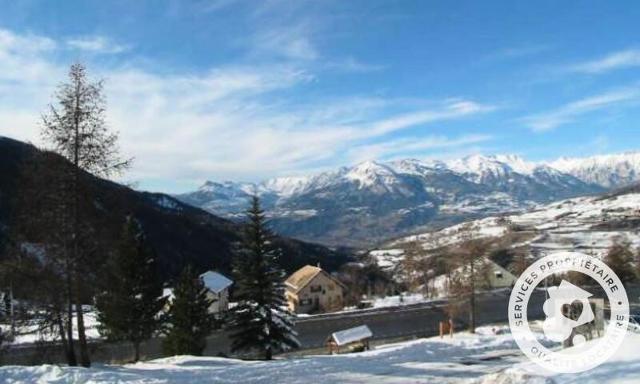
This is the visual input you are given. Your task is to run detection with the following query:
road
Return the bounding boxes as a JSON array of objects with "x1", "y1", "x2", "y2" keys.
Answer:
[
  {"x1": 293, "y1": 289, "x2": 546, "y2": 349},
  {"x1": 3, "y1": 290, "x2": 547, "y2": 365}
]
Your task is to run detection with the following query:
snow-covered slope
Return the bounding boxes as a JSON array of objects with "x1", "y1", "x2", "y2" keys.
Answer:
[
  {"x1": 372, "y1": 191, "x2": 640, "y2": 272},
  {"x1": 175, "y1": 151, "x2": 640, "y2": 247},
  {"x1": 3, "y1": 326, "x2": 638, "y2": 383}
]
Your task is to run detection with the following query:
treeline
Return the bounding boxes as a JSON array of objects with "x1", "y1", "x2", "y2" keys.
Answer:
[{"x1": 0, "y1": 64, "x2": 298, "y2": 366}]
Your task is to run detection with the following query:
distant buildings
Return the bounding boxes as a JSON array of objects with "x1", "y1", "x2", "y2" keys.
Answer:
[
  {"x1": 162, "y1": 270, "x2": 233, "y2": 315},
  {"x1": 200, "y1": 271, "x2": 233, "y2": 314},
  {"x1": 432, "y1": 258, "x2": 517, "y2": 297},
  {"x1": 285, "y1": 265, "x2": 345, "y2": 314}
]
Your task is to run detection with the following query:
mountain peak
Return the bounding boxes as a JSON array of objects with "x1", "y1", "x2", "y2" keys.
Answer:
[{"x1": 346, "y1": 160, "x2": 398, "y2": 188}]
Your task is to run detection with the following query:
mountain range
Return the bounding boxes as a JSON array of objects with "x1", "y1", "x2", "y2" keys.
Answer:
[
  {"x1": 176, "y1": 152, "x2": 640, "y2": 247},
  {"x1": 0, "y1": 137, "x2": 352, "y2": 281}
]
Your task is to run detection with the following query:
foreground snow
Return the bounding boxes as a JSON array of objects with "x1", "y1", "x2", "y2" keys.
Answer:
[{"x1": 2, "y1": 325, "x2": 638, "y2": 383}]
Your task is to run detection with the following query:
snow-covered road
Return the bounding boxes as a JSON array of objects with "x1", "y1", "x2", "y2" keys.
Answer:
[{"x1": 2, "y1": 325, "x2": 639, "y2": 383}]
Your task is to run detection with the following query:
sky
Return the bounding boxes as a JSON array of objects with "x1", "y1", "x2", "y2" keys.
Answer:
[{"x1": 1, "y1": 0, "x2": 640, "y2": 193}]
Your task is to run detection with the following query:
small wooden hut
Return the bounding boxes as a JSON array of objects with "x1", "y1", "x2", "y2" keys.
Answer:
[{"x1": 326, "y1": 325, "x2": 373, "y2": 354}]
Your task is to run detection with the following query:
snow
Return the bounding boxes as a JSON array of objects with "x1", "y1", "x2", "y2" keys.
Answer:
[
  {"x1": 446, "y1": 154, "x2": 514, "y2": 183},
  {"x1": 370, "y1": 293, "x2": 429, "y2": 308},
  {"x1": 373, "y1": 192, "x2": 640, "y2": 273},
  {"x1": 6, "y1": 324, "x2": 638, "y2": 383},
  {"x1": 152, "y1": 195, "x2": 182, "y2": 211},
  {"x1": 345, "y1": 160, "x2": 400, "y2": 190},
  {"x1": 199, "y1": 271, "x2": 233, "y2": 294},
  {"x1": 485, "y1": 328, "x2": 640, "y2": 384},
  {"x1": 330, "y1": 325, "x2": 372, "y2": 346},
  {"x1": 3, "y1": 307, "x2": 101, "y2": 345},
  {"x1": 261, "y1": 177, "x2": 310, "y2": 197},
  {"x1": 549, "y1": 151, "x2": 640, "y2": 188}
]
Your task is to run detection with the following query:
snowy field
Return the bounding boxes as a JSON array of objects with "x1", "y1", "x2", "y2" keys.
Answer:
[
  {"x1": 2, "y1": 325, "x2": 639, "y2": 383},
  {"x1": 1, "y1": 309, "x2": 100, "y2": 346}
]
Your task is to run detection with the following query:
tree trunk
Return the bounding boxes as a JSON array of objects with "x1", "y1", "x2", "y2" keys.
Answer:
[
  {"x1": 75, "y1": 284, "x2": 91, "y2": 367},
  {"x1": 265, "y1": 347, "x2": 272, "y2": 361},
  {"x1": 72, "y1": 84, "x2": 90, "y2": 368},
  {"x1": 66, "y1": 296, "x2": 77, "y2": 366},
  {"x1": 134, "y1": 342, "x2": 141, "y2": 362},
  {"x1": 469, "y1": 261, "x2": 476, "y2": 333},
  {"x1": 56, "y1": 311, "x2": 73, "y2": 366}
]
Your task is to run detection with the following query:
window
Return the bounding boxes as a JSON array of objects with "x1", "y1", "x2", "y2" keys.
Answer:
[
  {"x1": 300, "y1": 299, "x2": 312, "y2": 306},
  {"x1": 310, "y1": 285, "x2": 322, "y2": 293},
  {"x1": 495, "y1": 271, "x2": 503, "y2": 279}
]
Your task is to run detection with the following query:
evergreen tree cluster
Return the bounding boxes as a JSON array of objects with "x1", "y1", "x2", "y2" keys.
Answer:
[
  {"x1": 96, "y1": 216, "x2": 166, "y2": 362},
  {"x1": 96, "y1": 195, "x2": 299, "y2": 362}
]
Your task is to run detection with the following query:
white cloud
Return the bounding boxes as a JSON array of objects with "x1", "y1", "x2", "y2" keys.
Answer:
[
  {"x1": 522, "y1": 88, "x2": 640, "y2": 132},
  {"x1": 570, "y1": 49, "x2": 640, "y2": 74},
  {"x1": 251, "y1": 24, "x2": 318, "y2": 61},
  {"x1": 345, "y1": 134, "x2": 493, "y2": 164},
  {"x1": 66, "y1": 36, "x2": 129, "y2": 54},
  {"x1": 0, "y1": 28, "x2": 494, "y2": 192}
]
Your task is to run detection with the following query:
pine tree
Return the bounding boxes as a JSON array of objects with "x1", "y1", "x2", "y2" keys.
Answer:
[
  {"x1": 228, "y1": 196, "x2": 300, "y2": 360},
  {"x1": 603, "y1": 242, "x2": 636, "y2": 284},
  {"x1": 41, "y1": 63, "x2": 130, "y2": 367},
  {"x1": 162, "y1": 266, "x2": 216, "y2": 356},
  {"x1": 95, "y1": 216, "x2": 165, "y2": 362}
]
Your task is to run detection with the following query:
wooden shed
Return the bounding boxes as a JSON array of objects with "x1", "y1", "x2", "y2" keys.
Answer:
[{"x1": 326, "y1": 325, "x2": 373, "y2": 354}]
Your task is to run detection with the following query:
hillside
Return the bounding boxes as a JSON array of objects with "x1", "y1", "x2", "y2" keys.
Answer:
[
  {"x1": 0, "y1": 137, "x2": 352, "y2": 281},
  {"x1": 370, "y1": 186, "x2": 640, "y2": 275}
]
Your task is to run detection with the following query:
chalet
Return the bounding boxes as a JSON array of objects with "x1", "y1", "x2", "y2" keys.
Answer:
[
  {"x1": 200, "y1": 271, "x2": 233, "y2": 314},
  {"x1": 285, "y1": 265, "x2": 346, "y2": 314}
]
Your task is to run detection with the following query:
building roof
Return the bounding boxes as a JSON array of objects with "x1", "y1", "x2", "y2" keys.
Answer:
[
  {"x1": 162, "y1": 288, "x2": 174, "y2": 301},
  {"x1": 330, "y1": 325, "x2": 372, "y2": 346},
  {"x1": 200, "y1": 271, "x2": 233, "y2": 294},
  {"x1": 285, "y1": 265, "x2": 322, "y2": 292},
  {"x1": 285, "y1": 265, "x2": 345, "y2": 293}
]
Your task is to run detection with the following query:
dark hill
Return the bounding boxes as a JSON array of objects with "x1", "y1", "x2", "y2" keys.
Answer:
[{"x1": 0, "y1": 136, "x2": 352, "y2": 281}]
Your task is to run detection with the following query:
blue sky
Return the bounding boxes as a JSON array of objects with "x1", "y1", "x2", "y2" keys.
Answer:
[{"x1": 1, "y1": 0, "x2": 639, "y2": 192}]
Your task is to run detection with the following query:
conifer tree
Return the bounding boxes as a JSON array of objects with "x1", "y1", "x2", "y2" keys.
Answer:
[
  {"x1": 228, "y1": 196, "x2": 300, "y2": 360},
  {"x1": 603, "y1": 242, "x2": 636, "y2": 284},
  {"x1": 41, "y1": 63, "x2": 130, "y2": 366},
  {"x1": 162, "y1": 266, "x2": 216, "y2": 356},
  {"x1": 96, "y1": 216, "x2": 165, "y2": 362}
]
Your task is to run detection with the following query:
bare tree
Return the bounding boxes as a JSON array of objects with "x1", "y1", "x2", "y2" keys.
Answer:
[
  {"x1": 401, "y1": 241, "x2": 436, "y2": 297},
  {"x1": 40, "y1": 63, "x2": 130, "y2": 367},
  {"x1": 450, "y1": 224, "x2": 491, "y2": 333},
  {"x1": 603, "y1": 241, "x2": 636, "y2": 284}
]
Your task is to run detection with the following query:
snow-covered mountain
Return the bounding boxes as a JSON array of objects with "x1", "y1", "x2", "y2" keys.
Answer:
[
  {"x1": 548, "y1": 152, "x2": 640, "y2": 188},
  {"x1": 173, "y1": 152, "x2": 640, "y2": 247}
]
